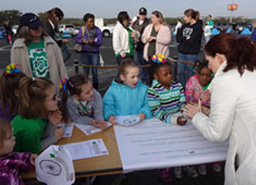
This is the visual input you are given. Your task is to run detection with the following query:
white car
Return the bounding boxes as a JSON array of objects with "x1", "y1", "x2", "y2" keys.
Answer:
[
  {"x1": 59, "y1": 24, "x2": 75, "y2": 36},
  {"x1": 99, "y1": 25, "x2": 114, "y2": 37},
  {"x1": 74, "y1": 26, "x2": 80, "y2": 35}
]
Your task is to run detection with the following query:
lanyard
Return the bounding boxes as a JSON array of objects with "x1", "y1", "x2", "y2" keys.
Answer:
[{"x1": 79, "y1": 101, "x2": 88, "y2": 112}]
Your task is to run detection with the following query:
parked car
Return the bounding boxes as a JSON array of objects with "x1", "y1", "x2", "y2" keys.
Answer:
[
  {"x1": 99, "y1": 25, "x2": 114, "y2": 37},
  {"x1": 74, "y1": 26, "x2": 80, "y2": 35},
  {"x1": 214, "y1": 22, "x2": 237, "y2": 33},
  {"x1": 59, "y1": 24, "x2": 76, "y2": 36},
  {"x1": 0, "y1": 27, "x2": 6, "y2": 39},
  {"x1": 236, "y1": 22, "x2": 253, "y2": 33}
]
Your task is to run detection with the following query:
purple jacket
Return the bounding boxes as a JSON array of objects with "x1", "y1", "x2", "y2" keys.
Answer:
[
  {"x1": 76, "y1": 26, "x2": 102, "y2": 52},
  {"x1": 0, "y1": 152, "x2": 34, "y2": 185}
]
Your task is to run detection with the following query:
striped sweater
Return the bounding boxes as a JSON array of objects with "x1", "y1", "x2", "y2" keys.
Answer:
[{"x1": 147, "y1": 79, "x2": 186, "y2": 124}]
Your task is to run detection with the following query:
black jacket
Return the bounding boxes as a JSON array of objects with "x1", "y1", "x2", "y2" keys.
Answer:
[
  {"x1": 44, "y1": 21, "x2": 62, "y2": 47},
  {"x1": 176, "y1": 21, "x2": 203, "y2": 54},
  {"x1": 132, "y1": 17, "x2": 150, "y2": 50}
]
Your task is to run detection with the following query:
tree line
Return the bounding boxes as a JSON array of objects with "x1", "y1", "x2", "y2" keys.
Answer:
[{"x1": 0, "y1": 10, "x2": 254, "y2": 27}]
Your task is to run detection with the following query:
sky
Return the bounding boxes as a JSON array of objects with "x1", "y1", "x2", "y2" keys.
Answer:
[{"x1": 1, "y1": 0, "x2": 256, "y2": 19}]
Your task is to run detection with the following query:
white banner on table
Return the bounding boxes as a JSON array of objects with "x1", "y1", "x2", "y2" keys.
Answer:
[{"x1": 114, "y1": 118, "x2": 228, "y2": 173}]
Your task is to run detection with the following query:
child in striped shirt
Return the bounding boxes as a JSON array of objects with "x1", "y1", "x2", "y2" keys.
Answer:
[
  {"x1": 147, "y1": 61, "x2": 187, "y2": 125},
  {"x1": 147, "y1": 59, "x2": 187, "y2": 182}
]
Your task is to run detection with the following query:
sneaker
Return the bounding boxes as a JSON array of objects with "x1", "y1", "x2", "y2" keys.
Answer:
[
  {"x1": 212, "y1": 163, "x2": 221, "y2": 172},
  {"x1": 174, "y1": 167, "x2": 183, "y2": 179},
  {"x1": 184, "y1": 166, "x2": 199, "y2": 178},
  {"x1": 198, "y1": 164, "x2": 207, "y2": 175},
  {"x1": 158, "y1": 168, "x2": 172, "y2": 182}
]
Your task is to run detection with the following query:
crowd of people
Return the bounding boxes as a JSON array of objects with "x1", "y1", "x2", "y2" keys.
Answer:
[{"x1": 0, "y1": 6, "x2": 256, "y2": 185}]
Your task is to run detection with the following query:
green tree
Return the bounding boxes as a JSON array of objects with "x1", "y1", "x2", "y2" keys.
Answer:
[{"x1": 0, "y1": 10, "x2": 22, "y2": 26}]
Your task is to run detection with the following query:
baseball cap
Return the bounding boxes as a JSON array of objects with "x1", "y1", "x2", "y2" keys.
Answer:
[
  {"x1": 139, "y1": 7, "x2": 147, "y2": 15},
  {"x1": 19, "y1": 13, "x2": 42, "y2": 30}
]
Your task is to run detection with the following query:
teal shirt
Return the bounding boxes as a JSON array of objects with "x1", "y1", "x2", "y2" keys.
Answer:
[
  {"x1": 28, "y1": 37, "x2": 49, "y2": 78},
  {"x1": 103, "y1": 79, "x2": 152, "y2": 120},
  {"x1": 12, "y1": 115, "x2": 46, "y2": 154},
  {"x1": 206, "y1": 20, "x2": 214, "y2": 27}
]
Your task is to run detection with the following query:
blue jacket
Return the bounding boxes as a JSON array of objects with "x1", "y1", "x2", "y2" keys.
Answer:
[
  {"x1": 103, "y1": 79, "x2": 152, "y2": 120},
  {"x1": 76, "y1": 26, "x2": 102, "y2": 52}
]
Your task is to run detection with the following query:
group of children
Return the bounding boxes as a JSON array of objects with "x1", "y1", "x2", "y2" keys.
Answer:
[{"x1": 0, "y1": 55, "x2": 215, "y2": 184}]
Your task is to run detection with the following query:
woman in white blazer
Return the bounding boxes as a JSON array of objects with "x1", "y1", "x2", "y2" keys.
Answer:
[{"x1": 183, "y1": 33, "x2": 256, "y2": 185}]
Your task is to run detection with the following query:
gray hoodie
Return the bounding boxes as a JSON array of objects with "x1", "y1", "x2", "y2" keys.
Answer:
[{"x1": 66, "y1": 89, "x2": 104, "y2": 125}]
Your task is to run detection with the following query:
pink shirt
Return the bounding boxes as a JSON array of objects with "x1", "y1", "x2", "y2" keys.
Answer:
[{"x1": 185, "y1": 75, "x2": 211, "y2": 107}]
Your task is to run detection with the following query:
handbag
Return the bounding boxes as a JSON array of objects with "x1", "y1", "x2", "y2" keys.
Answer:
[
  {"x1": 74, "y1": 26, "x2": 85, "y2": 53},
  {"x1": 61, "y1": 43, "x2": 71, "y2": 62}
]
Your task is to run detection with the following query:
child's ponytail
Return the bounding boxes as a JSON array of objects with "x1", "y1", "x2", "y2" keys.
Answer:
[
  {"x1": 225, "y1": 37, "x2": 256, "y2": 75},
  {"x1": 59, "y1": 78, "x2": 69, "y2": 123},
  {"x1": 0, "y1": 64, "x2": 26, "y2": 115},
  {"x1": 18, "y1": 77, "x2": 54, "y2": 119}
]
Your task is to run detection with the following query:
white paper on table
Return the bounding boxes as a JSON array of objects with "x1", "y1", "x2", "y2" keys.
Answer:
[
  {"x1": 114, "y1": 118, "x2": 229, "y2": 173},
  {"x1": 75, "y1": 122, "x2": 112, "y2": 135},
  {"x1": 35, "y1": 145, "x2": 75, "y2": 185},
  {"x1": 58, "y1": 123, "x2": 74, "y2": 137},
  {"x1": 61, "y1": 139, "x2": 109, "y2": 160},
  {"x1": 116, "y1": 115, "x2": 140, "y2": 126}
]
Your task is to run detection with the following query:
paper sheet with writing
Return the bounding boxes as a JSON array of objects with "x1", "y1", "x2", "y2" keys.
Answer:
[
  {"x1": 61, "y1": 139, "x2": 109, "y2": 160},
  {"x1": 58, "y1": 123, "x2": 74, "y2": 137},
  {"x1": 114, "y1": 118, "x2": 229, "y2": 173},
  {"x1": 75, "y1": 122, "x2": 112, "y2": 135},
  {"x1": 116, "y1": 115, "x2": 140, "y2": 126}
]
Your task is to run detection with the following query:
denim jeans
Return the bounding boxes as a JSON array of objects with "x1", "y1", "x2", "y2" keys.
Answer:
[
  {"x1": 134, "y1": 50, "x2": 148, "y2": 83},
  {"x1": 177, "y1": 52, "x2": 198, "y2": 88},
  {"x1": 81, "y1": 52, "x2": 99, "y2": 89}
]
